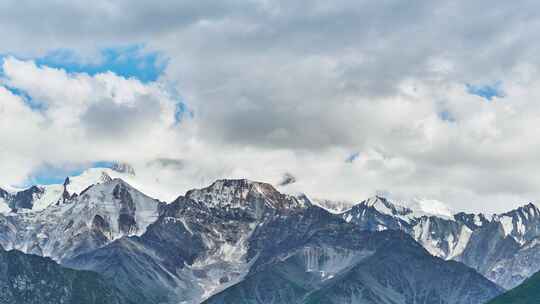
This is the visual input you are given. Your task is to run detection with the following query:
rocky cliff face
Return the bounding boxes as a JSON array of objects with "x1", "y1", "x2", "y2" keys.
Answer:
[
  {"x1": 64, "y1": 179, "x2": 311, "y2": 303},
  {"x1": 0, "y1": 179, "x2": 160, "y2": 262},
  {"x1": 62, "y1": 180, "x2": 501, "y2": 304},
  {"x1": 456, "y1": 203, "x2": 540, "y2": 289},
  {"x1": 335, "y1": 196, "x2": 540, "y2": 289},
  {"x1": 204, "y1": 225, "x2": 501, "y2": 304}
]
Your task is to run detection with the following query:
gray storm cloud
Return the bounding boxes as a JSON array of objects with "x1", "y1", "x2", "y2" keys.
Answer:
[{"x1": 80, "y1": 96, "x2": 162, "y2": 140}]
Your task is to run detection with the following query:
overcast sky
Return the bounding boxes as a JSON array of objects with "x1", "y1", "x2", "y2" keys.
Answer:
[{"x1": 2, "y1": 1, "x2": 540, "y2": 213}]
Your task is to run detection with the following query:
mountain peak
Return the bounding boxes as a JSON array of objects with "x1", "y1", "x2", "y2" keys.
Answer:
[
  {"x1": 498, "y1": 202, "x2": 540, "y2": 222},
  {"x1": 360, "y1": 195, "x2": 413, "y2": 217},
  {"x1": 517, "y1": 202, "x2": 539, "y2": 214},
  {"x1": 189, "y1": 179, "x2": 278, "y2": 198},
  {"x1": 0, "y1": 187, "x2": 10, "y2": 199},
  {"x1": 82, "y1": 177, "x2": 132, "y2": 192},
  {"x1": 67, "y1": 177, "x2": 160, "y2": 244},
  {"x1": 492, "y1": 202, "x2": 540, "y2": 242},
  {"x1": 185, "y1": 178, "x2": 308, "y2": 212},
  {"x1": 64, "y1": 168, "x2": 119, "y2": 195}
]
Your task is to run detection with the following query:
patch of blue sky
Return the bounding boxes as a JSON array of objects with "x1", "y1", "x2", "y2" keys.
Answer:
[
  {"x1": 466, "y1": 81, "x2": 505, "y2": 101},
  {"x1": 92, "y1": 161, "x2": 116, "y2": 169},
  {"x1": 34, "y1": 44, "x2": 168, "y2": 83},
  {"x1": 0, "y1": 57, "x2": 46, "y2": 111},
  {"x1": 161, "y1": 84, "x2": 194, "y2": 125},
  {"x1": 438, "y1": 110, "x2": 455, "y2": 122},
  {"x1": 1, "y1": 45, "x2": 170, "y2": 111},
  {"x1": 23, "y1": 161, "x2": 116, "y2": 186},
  {"x1": 2, "y1": 84, "x2": 47, "y2": 111},
  {"x1": 345, "y1": 152, "x2": 360, "y2": 163},
  {"x1": 174, "y1": 102, "x2": 194, "y2": 124}
]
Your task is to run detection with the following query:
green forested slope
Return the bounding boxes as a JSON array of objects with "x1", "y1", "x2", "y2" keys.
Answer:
[{"x1": 487, "y1": 271, "x2": 540, "y2": 304}]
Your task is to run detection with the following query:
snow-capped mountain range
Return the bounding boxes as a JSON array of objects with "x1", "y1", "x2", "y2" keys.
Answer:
[
  {"x1": 0, "y1": 165, "x2": 138, "y2": 214},
  {"x1": 0, "y1": 180, "x2": 160, "y2": 262},
  {"x1": 327, "y1": 195, "x2": 540, "y2": 290},
  {"x1": 0, "y1": 165, "x2": 539, "y2": 303}
]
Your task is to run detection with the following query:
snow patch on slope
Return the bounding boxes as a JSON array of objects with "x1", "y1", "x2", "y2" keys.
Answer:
[
  {"x1": 310, "y1": 198, "x2": 355, "y2": 214},
  {"x1": 190, "y1": 225, "x2": 255, "y2": 301},
  {"x1": 362, "y1": 196, "x2": 416, "y2": 223},
  {"x1": 413, "y1": 218, "x2": 444, "y2": 257},
  {"x1": 447, "y1": 226, "x2": 473, "y2": 259},
  {"x1": 412, "y1": 217, "x2": 472, "y2": 259},
  {"x1": 0, "y1": 179, "x2": 160, "y2": 261},
  {"x1": 0, "y1": 198, "x2": 10, "y2": 214},
  {"x1": 363, "y1": 196, "x2": 398, "y2": 216},
  {"x1": 78, "y1": 179, "x2": 160, "y2": 239},
  {"x1": 23, "y1": 166, "x2": 167, "y2": 213},
  {"x1": 31, "y1": 184, "x2": 64, "y2": 211},
  {"x1": 66, "y1": 168, "x2": 115, "y2": 195}
]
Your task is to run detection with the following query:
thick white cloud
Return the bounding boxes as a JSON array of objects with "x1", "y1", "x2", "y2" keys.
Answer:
[
  {"x1": 0, "y1": 58, "x2": 190, "y2": 185},
  {"x1": 2, "y1": 1, "x2": 540, "y2": 213}
]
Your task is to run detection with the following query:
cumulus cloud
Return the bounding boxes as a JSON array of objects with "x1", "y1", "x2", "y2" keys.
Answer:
[
  {"x1": 80, "y1": 96, "x2": 162, "y2": 140},
  {"x1": 0, "y1": 58, "x2": 189, "y2": 184},
  {"x1": 2, "y1": 1, "x2": 540, "y2": 212}
]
